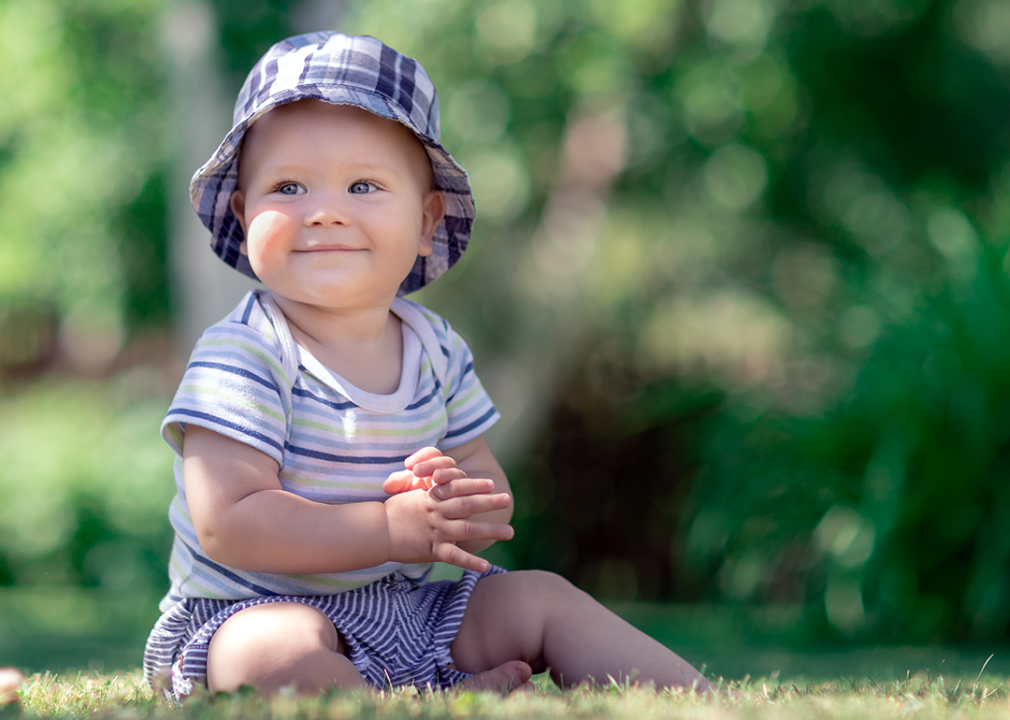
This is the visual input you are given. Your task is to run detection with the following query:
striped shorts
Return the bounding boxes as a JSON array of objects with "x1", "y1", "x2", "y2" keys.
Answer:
[{"x1": 143, "y1": 566, "x2": 503, "y2": 699}]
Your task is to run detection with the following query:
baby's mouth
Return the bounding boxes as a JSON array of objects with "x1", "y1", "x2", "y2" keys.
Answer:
[{"x1": 298, "y1": 244, "x2": 362, "y2": 253}]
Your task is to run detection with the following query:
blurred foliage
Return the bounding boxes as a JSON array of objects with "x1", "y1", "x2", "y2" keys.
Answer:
[
  {"x1": 211, "y1": 0, "x2": 299, "y2": 84},
  {"x1": 4, "y1": 0, "x2": 1010, "y2": 649},
  {"x1": 339, "y1": 0, "x2": 1010, "y2": 643},
  {"x1": 0, "y1": 0, "x2": 171, "y2": 375},
  {"x1": 0, "y1": 376, "x2": 173, "y2": 594},
  {"x1": 685, "y1": 249, "x2": 1010, "y2": 643}
]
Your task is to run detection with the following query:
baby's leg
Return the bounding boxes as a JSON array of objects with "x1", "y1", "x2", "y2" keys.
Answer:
[
  {"x1": 206, "y1": 602, "x2": 365, "y2": 695},
  {"x1": 450, "y1": 571, "x2": 710, "y2": 691}
]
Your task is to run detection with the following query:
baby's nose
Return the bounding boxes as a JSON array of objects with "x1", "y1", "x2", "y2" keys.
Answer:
[{"x1": 306, "y1": 196, "x2": 349, "y2": 226}]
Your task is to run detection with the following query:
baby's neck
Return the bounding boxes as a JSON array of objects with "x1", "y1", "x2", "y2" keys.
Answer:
[{"x1": 272, "y1": 295, "x2": 404, "y2": 395}]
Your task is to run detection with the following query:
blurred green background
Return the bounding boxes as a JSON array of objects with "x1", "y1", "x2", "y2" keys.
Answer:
[{"x1": 2, "y1": 0, "x2": 1010, "y2": 679}]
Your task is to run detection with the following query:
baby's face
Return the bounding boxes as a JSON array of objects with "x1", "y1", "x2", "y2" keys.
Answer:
[{"x1": 230, "y1": 99, "x2": 445, "y2": 311}]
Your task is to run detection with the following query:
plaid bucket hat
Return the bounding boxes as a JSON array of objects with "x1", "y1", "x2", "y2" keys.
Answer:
[{"x1": 189, "y1": 32, "x2": 475, "y2": 295}]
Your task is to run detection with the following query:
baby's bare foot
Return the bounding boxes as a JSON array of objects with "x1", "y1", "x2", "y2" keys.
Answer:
[{"x1": 461, "y1": 660, "x2": 534, "y2": 694}]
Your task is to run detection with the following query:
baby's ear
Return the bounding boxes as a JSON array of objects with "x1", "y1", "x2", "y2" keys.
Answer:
[
  {"x1": 229, "y1": 190, "x2": 249, "y2": 254},
  {"x1": 230, "y1": 190, "x2": 248, "y2": 229},
  {"x1": 418, "y1": 189, "x2": 446, "y2": 257}
]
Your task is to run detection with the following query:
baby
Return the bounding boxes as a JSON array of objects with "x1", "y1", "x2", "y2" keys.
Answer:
[{"x1": 143, "y1": 31, "x2": 710, "y2": 697}]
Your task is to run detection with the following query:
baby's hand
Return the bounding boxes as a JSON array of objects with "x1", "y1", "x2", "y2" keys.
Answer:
[
  {"x1": 383, "y1": 447, "x2": 460, "y2": 494},
  {"x1": 383, "y1": 475, "x2": 513, "y2": 571}
]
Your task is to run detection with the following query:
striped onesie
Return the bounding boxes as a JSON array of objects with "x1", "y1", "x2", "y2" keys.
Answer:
[{"x1": 143, "y1": 289, "x2": 502, "y2": 696}]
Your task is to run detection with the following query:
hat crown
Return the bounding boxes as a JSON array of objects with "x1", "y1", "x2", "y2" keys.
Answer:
[{"x1": 236, "y1": 32, "x2": 441, "y2": 143}]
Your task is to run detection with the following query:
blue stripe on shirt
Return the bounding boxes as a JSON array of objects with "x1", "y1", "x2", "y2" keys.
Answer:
[
  {"x1": 240, "y1": 295, "x2": 256, "y2": 324},
  {"x1": 191, "y1": 553, "x2": 280, "y2": 597},
  {"x1": 188, "y1": 362, "x2": 279, "y2": 392},
  {"x1": 405, "y1": 382, "x2": 441, "y2": 410},
  {"x1": 174, "y1": 409, "x2": 285, "y2": 453},
  {"x1": 292, "y1": 385, "x2": 358, "y2": 411},
  {"x1": 443, "y1": 407, "x2": 498, "y2": 439},
  {"x1": 284, "y1": 442, "x2": 409, "y2": 465}
]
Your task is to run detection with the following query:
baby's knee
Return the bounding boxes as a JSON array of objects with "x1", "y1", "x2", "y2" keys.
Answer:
[
  {"x1": 212, "y1": 602, "x2": 341, "y2": 655},
  {"x1": 466, "y1": 570, "x2": 591, "y2": 632},
  {"x1": 206, "y1": 602, "x2": 352, "y2": 694},
  {"x1": 503, "y1": 570, "x2": 585, "y2": 605},
  {"x1": 522, "y1": 569, "x2": 576, "y2": 591}
]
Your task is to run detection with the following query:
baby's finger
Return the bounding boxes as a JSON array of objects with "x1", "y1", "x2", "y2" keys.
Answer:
[
  {"x1": 382, "y1": 470, "x2": 415, "y2": 494},
  {"x1": 428, "y1": 467, "x2": 468, "y2": 486},
  {"x1": 436, "y1": 492, "x2": 513, "y2": 520},
  {"x1": 442, "y1": 518, "x2": 515, "y2": 544},
  {"x1": 430, "y1": 477, "x2": 496, "y2": 500},
  {"x1": 411, "y1": 455, "x2": 460, "y2": 479},
  {"x1": 404, "y1": 446, "x2": 442, "y2": 470},
  {"x1": 433, "y1": 543, "x2": 493, "y2": 573}
]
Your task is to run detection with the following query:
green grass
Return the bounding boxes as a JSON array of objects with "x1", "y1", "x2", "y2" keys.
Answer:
[
  {"x1": 10, "y1": 668, "x2": 1010, "y2": 719},
  {"x1": 7, "y1": 598, "x2": 1010, "y2": 718}
]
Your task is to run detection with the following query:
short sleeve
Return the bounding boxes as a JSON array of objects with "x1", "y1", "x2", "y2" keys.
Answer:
[
  {"x1": 162, "y1": 318, "x2": 291, "y2": 466},
  {"x1": 439, "y1": 324, "x2": 500, "y2": 449}
]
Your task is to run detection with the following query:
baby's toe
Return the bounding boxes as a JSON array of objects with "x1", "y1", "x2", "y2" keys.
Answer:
[{"x1": 461, "y1": 660, "x2": 533, "y2": 694}]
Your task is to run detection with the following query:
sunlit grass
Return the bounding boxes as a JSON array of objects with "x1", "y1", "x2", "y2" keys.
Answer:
[{"x1": 10, "y1": 668, "x2": 1010, "y2": 719}]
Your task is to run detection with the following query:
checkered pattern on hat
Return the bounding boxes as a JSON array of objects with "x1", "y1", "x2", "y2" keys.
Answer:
[{"x1": 189, "y1": 32, "x2": 475, "y2": 295}]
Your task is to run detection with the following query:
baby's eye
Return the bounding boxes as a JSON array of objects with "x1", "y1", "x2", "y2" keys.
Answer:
[
  {"x1": 276, "y1": 182, "x2": 305, "y2": 195},
  {"x1": 349, "y1": 181, "x2": 377, "y2": 195}
]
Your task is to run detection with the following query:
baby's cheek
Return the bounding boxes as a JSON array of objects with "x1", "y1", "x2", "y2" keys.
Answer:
[
  {"x1": 248, "y1": 210, "x2": 294, "y2": 244},
  {"x1": 246, "y1": 211, "x2": 296, "y2": 264}
]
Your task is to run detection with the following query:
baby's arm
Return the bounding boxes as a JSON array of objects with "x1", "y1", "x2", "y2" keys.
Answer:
[
  {"x1": 183, "y1": 425, "x2": 513, "y2": 574},
  {"x1": 383, "y1": 435, "x2": 513, "y2": 554}
]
